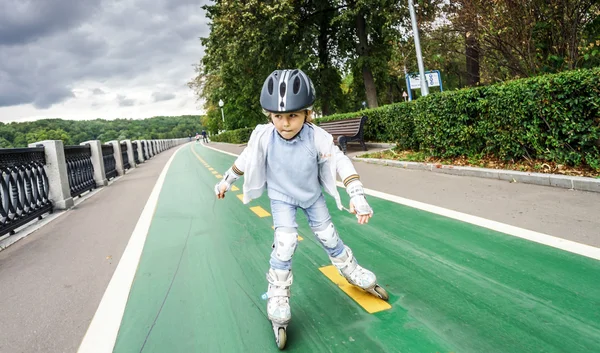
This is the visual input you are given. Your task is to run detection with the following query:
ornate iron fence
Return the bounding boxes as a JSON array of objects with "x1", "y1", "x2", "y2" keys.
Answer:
[
  {"x1": 120, "y1": 142, "x2": 130, "y2": 170},
  {"x1": 1, "y1": 147, "x2": 53, "y2": 237},
  {"x1": 102, "y1": 144, "x2": 117, "y2": 180},
  {"x1": 64, "y1": 145, "x2": 95, "y2": 198},
  {"x1": 132, "y1": 142, "x2": 140, "y2": 164}
]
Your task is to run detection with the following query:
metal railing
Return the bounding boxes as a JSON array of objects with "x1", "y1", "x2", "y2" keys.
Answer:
[
  {"x1": 142, "y1": 141, "x2": 149, "y2": 160},
  {"x1": 132, "y1": 142, "x2": 140, "y2": 164},
  {"x1": 102, "y1": 144, "x2": 117, "y2": 180},
  {"x1": 0, "y1": 147, "x2": 53, "y2": 237},
  {"x1": 120, "y1": 143, "x2": 130, "y2": 170},
  {"x1": 64, "y1": 145, "x2": 95, "y2": 198}
]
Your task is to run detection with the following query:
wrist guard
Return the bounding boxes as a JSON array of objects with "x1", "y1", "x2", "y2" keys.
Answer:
[
  {"x1": 214, "y1": 166, "x2": 242, "y2": 195},
  {"x1": 346, "y1": 180, "x2": 373, "y2": 216}
]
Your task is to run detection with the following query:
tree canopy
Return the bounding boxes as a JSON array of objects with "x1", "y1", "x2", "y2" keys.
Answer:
[
  {"x1": 0, "y1": 115, "x2": 203, "y2": 148},
  {"x1": 190, "y1": 0, "x2": 599, "y2": 133}
]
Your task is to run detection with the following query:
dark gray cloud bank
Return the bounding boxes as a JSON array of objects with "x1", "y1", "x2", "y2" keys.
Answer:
[{"x1": 0, "y1": 0, "x2": 209, "y2": 118}]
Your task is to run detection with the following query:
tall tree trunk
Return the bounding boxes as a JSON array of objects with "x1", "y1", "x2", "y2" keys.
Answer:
[
  {"x1": 463, "y1": 0, "x2": 480, "y2": 86},
  {"x1": 355, "y1": 10, "x2": 378, "y2": 108},
  {"x1": 318, "y1": 14, "x2": 331, "y2": 116},
  {"x1": 465, "y1": 31, "x2": 480, "y2": 86}
]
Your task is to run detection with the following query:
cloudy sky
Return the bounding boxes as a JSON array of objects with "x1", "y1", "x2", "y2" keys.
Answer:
[{"x1": 0, "y1": 0, "x2": 210, "y2": 123}]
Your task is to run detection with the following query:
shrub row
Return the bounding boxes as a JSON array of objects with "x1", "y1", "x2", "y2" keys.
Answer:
[
  {"x1": 215, "y1": 68, "x2": 599, "y2": 170},
  {"x1": 319, "y1": 67, "x2": 600, "y2": 170},
  {"x1": 210, "y1": 128, "x2": 254, "y2": 144}
]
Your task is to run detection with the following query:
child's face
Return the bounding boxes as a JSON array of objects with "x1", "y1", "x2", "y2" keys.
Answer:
[{"x1": 271, "y1": 110, "x2": 305, "y2": 140}]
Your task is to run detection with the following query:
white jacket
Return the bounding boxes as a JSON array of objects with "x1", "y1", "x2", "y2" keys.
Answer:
[{"x1": 233, "y1": 123, "x2": 359, "y2": 210}]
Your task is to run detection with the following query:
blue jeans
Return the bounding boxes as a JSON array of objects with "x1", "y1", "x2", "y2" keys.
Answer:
[{"x1": 270, "y1": 194, "x2": 345, "y2": 270}]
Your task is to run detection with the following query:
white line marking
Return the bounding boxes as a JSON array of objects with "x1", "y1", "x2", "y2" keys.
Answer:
[
  {"x1": 200, "y1": 142, "x2": 240, "y2": 157},
  {"x1": 337, "y1": 182, "x2": 600, "y2": 261},
  {"x1": 204, "y1": 144, "x2": 600, "y2": 261},
  {"x1": 77, "y1": 143, "x2": 188, "y2": 353}
]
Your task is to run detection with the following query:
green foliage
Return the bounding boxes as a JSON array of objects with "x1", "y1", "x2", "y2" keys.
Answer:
[
  {"x1": 210, "y1": 128, "x2": 254, "y2": 144},
  {"x1": 0, "y1": 115, "x2": 204, "y2": 148},
  {"x1": 321, "y1": 68, "x2": 600, "y2": 170}
]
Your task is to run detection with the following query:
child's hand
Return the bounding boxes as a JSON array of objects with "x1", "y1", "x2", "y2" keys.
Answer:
[
  {"x1": 349, "y1": 197, "x2": 373, "y2": 225},
  {"x1": 214, "y1": 182, "x2": 229, "y2": 199}
]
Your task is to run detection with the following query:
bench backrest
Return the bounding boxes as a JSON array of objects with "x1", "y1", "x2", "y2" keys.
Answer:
[{"x1": 317, "y1": 116, "x2": 366, "y2": 137}]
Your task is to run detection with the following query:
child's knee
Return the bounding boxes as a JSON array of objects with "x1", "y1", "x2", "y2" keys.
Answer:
[
  {"x1": 312, "y1": 222, "x2": 343, "y2": 251},
  {"x1": 271, "y1": 227, "x2": 298, "y2": 263}
]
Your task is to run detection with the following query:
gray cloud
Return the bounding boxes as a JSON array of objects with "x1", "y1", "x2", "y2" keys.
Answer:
[
  {"x1": 92, "y1": 88, "x2": 106, "y2": 95},
  {"x1": 152, "y1": 92, "x2": 176, "y2": 102},
  {"x1": 0, "y1": 0, "x2": 101, "y2": 46},
  {"x1": 0, "y1": 0, "x2": 209, "y2": 110},
  {"x1": 34, "y1": 88, "x2": 75, "y2": 109},
  {"x1": 117, "y1": 95, "x2": 135, "y2": 107}
]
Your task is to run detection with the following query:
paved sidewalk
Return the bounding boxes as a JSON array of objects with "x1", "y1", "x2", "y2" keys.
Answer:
[
  {"x1": 206, "y1": 142, "x2": 600, "y2": 247},
  {"x1": 0, "y1": 146, "x2": 180, "y2": 353}
]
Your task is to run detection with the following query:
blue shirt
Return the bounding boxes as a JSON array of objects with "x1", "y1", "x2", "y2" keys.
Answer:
[{"x1": 266, "y1": 124, "x2": 321, "y2": 208}]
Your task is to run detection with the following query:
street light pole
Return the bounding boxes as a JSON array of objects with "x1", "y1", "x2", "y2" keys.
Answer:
[
  {"x1": 218, "y1": 99, "x2": 225, "y2": 128},
  {"x1": 408, "y1": 0, "x2": 429, "y2": 96}
]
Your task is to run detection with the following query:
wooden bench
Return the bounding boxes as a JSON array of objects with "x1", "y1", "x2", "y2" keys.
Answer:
[{"x1": 318, "y1": 116, "x2": 368, "y2": 154}]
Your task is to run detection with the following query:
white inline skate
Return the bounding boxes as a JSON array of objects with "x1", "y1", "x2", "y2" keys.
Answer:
[
  {"x1": 266, "y1": 268, "x2": 293, "y2": 349},
  {"x1": 330, "y1": 246, "x2": 389, "y2": 300}
]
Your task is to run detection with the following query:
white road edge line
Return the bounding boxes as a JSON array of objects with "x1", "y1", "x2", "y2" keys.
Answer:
[
  {"x1": 77, "y1": 143, "x2": 189, "y2": 353},
  {"x1": 204, "y1": 143, "x2": 600, "y2": 261}
]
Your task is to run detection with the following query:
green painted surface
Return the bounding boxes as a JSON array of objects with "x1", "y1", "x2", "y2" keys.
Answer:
[{"x1": 113, "y1": 144, "x2": 600, "y2": 352}]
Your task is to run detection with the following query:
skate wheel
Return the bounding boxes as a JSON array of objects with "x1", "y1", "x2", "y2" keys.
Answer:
[
  {"x1": 276, "y1": 327, "x2": 287, "y2": 350},
  {"x1": 374, "y1": 285, "x2": 389, "y2": 301}
]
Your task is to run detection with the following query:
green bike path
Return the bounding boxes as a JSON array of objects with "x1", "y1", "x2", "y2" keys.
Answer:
[{"x1": 112, "y1": 144, "x2": 600, "y2": 352}]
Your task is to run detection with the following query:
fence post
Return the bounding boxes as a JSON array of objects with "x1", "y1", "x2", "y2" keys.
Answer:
[
  {"x1": 135, "y1": 140, "x2": 145, "y2": 163},
  {"x1": 81, "y1": 140, "x2": 108, "y2": 187},
  {"x1": 108, "y1": 140, "x2": 126, "y2": 175},
  {"x1": 123, "y1": 140, "x2": 136, "y2": 168},
  {"x1": 148, "y1": 140, "x2": 154, "y2": 158},
  {"x1": 29, "y1": 140, "x2": 74, "y2": 210}
]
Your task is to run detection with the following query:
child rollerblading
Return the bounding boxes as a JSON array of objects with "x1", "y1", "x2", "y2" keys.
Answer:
[{"x1": 215, "y1": 69, "x2": 388, "y2": 349}]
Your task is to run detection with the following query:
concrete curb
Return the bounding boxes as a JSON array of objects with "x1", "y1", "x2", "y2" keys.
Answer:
[
  {"x1": 354, "y1": 157, "x2": 600, "y2": 193},
  {"x1": 363, "y1": 142, "x2": 396, "y2": 149}
]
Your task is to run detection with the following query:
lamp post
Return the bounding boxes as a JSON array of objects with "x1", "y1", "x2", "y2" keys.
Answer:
[
  {"x1": 408, "y1": 0, "x2": 429, "y2": 96},
  {"x1": 218, "y1": 99, "x2": 225, "y2": 124}
]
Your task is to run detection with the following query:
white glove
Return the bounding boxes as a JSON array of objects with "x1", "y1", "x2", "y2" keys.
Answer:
[
  {"x1": 346, "y1": 181, "x2": 373, "y2": 216},
  {"x1": 214, "y1": 167, "x2": 241, "y2": 196}
]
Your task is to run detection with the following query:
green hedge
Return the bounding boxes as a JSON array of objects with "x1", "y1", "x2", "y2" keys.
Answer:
[
  {"x1": 212, "y1": 68, "x2": 600, "y2": 170},
  {"x1": 210, "y1": 128, "x2": 254, "y2": 144},
  {"x1": 319, "y1": 67, "x2": 600, "y2": 170}
]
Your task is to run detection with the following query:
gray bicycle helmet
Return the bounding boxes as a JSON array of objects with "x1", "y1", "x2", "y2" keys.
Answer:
[{"x1": 260, "y1": 69, "x2": 315, "y2": 113}]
